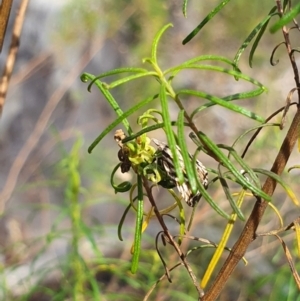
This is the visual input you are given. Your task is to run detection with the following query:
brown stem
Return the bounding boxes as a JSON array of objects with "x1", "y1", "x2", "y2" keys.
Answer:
[
  {"x1": 0, "y1": 0, "x2": 13, "y2": 52},
  {"x1": 202, "y1": 107, "x2": 300, "y2": 301},
  {"x1": 276, "y1": 0, "x2": 300, "y2": 98},
  {"x1": 0, "y1": 0, "x2": 29, "y2": 115},
  {"x1": 142, "y1": 177, "x2": 205, "y2": 298}
]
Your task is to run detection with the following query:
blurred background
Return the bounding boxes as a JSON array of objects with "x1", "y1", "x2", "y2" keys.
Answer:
[{"x1": 0, "y1": 0, "x2": 299, "y2": 300}]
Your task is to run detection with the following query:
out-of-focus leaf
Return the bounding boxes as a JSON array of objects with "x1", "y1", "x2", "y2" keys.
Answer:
[
  {"x1": 182, "y1": 0, "x2": 231, "y2": 44},
  {"x1": 182, "y1": 0, "x2": 188, "y2": 17},
  {"x1": 233, "y1": 7, "x2": 278, "y2": 68},
  {"x1": 270, "y1": 3, "x2": 300, "y2": 33},
  {"x1": 249, "y1": 7, "x2": 278, "y2": 67}
]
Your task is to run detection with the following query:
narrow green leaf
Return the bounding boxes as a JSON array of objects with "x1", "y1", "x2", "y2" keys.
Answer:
[
  {"x1": 270, "y1": 3, "x2": 300, "y2": 33},
  {"x1": 78, "y1": 257, "x2": 101, "y2": 300},
  {"x1": 218, "y1": 174, "x2": 245, "y2": 220},
  {"x1": 288, "y1": 165, "x2": 300, "y2": 172},
  {"x1": 164, "y1": 55, "x2": 238, "y2": 75},
  {"x1": 167, "y1": 64, "x2": 266, "y2": 88},
  {"x1": 83, "y1": 73, "x2": 132, "y2": 135},
  {"x1": 218, "y1": 144, "x2": 261, "y2": 188},
  {"x1": 182, "y1": 0, "x2": 188, "y2": 17},
  {"x1": 249, "y1": 8, "x2": 278, "y2": 67},
  {"x1": 253, "y1": 169, "x2": 300, "y2": 206},
  {"x1": 234, "y1": 9, "x2": 278, "y2": 68},
  {"x1": 107, "y1": 71, "x2": 157, "y2": 89},
  {"x1": 121, "y1": 120, "x2": 190, "y2": 144},
  {"x1": 160, "y1": 84, "x2": 184, "y2": 184},
  {"x1": 231, "y1": 123, "x2": 280, "y2": 150},
  {"x1": 118, "y1": 202, "x2": 134, "y2": 241},
  {"x1": 177, "y1": 197, "x2": 186, "y2": 244},
  {"x1": 191, "y1": 155, "x2": 230, "y2": 220},
  {"x1": 131, "y1": 175, "x2": 144, "y2": 274},
  {"x1": 196, "y1": 132, "x2": 272, "y2": 201},
  {"x1": 222, "y1": 89, "x2": 265, "y2": 101},
  {"x1": 122, "y1": 123, "x2": 164, "y2": 143},
  {"x1": 182, "y1": 0, "x2": 231, "y2": 44},
  {"x1": 178, "y1": 89, "x2": 266, "y2": 123},
  {"x1": 79, "y1": 220, "x2": 103, "y2": 258},
  {"x1": 110, "y1": 164, "x2": 132, "y2": 193},
  {"x1": 283, "y1": 0, "x2": 289, "y2": 11},
  {"x1": 81, "y1": 68, "x2": 148, "y2": 91},
  {"x1": 151, "y1": 23, "x2": 173, "y2": 65},
  {"x1": 190, "y1": 87, "x2": 265, "y2": 119},
  {"x1": 177, "y1": 110, "x2": 198, "y2": 194},
  {"x1": 88, "y1": 94, "x2": 158, "y2": 153}
]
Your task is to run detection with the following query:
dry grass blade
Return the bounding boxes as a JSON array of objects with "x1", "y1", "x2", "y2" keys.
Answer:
[
  {"x1": 0, "y1": 0, "x2": 29, "y2": 115},
  {"x1": 143, "y1": 263, "x2": 183, "y2": 301},
  {"x1": 256, "y1": 217, "x2": 300, "y2": 290},
  {"x1": 0, "y1": 0, "x2": 13, "y2": 52},
  {"x1": 0, "y1": 40, "x2": 104, "y2": 215},
  {"x1": 274, "y1": 233, "x2": 300, "y2": 289},
  {"x1": 293, "y1": 219, "x2": 300, "y2": 258}
]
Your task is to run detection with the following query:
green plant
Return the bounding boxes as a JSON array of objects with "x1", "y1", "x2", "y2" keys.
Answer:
[{"x1": 81, "y1": 1, "x2": 300, "y2": 300}]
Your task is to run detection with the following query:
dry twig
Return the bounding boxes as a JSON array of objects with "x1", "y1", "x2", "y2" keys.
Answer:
[{"x1": 0, "y1": 0, "x2": 29, "y2": 115}]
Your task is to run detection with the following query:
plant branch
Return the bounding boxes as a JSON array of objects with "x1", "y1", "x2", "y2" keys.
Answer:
[
  {"x1": 202, "y1": 106, "x2": 300, "y2": 301},
  {"x1": 201, "y1": 2, "x2": 300, "y2": 298},
  {"x1": 142, "y1": 176, "x2": 205, "y2": 298},
  {"x1": 0, "y1": 0, "x2": 29, "y2": 115},
  {"x1": 0, "y1": 0, "x2": 13, "y2": 52},
  {"x1": 276, "y1": 0, "x2": 300, "y2": 99}
]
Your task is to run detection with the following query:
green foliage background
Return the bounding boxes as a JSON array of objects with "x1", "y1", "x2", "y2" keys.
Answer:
[{"x1": 0, "y1": 1, "x2": 299, "y2": 301}]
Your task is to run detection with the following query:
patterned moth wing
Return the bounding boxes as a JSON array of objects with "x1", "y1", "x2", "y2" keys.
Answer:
[{"x1": 152, "y1": 138, "x2": 208, "y2": 207}]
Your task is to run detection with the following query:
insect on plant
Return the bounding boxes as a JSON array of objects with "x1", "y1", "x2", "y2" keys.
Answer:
[
  {"x1": 114, "y1": 129, "x2": 208, "y2": 207},
  {"x1": 152, "y1": 138, "x2": 208, "y2": 207},
  {"x1": 80, "y1": 4, "x2": 300, "y2": 297}
]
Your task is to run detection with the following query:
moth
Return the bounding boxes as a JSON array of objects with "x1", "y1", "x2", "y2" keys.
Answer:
[
  {"x1": 152, "y1": 139, "x2": 208, "y2": 207},
  {"x1": 113, "y1": 129, "x2": 208, "y2": 207}
]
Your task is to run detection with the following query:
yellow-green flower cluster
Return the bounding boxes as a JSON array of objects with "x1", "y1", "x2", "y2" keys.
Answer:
[{"x1": 125, "y1": 136, "x2": 156, "y2": 167}]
